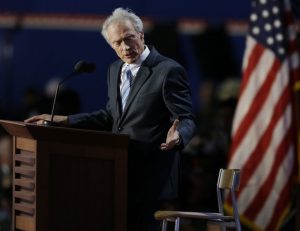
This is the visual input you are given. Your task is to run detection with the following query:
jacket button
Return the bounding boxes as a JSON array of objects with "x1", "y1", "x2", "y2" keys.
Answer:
[{"x1": 118, "y1": 127, "x2": 122, "y2": 131}]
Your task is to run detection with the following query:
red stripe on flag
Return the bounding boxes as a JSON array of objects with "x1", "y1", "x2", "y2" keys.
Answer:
[
  {"x1": 265, "y1": 170, "x2": 294, "y2": 231},
  {"x1": 244, "y1": 126, "x2": 293, "y2": 220},
  {"x1": 236, "y1": 84, "x2": 291, "y2": 197},
  {"x1": 229, "y1": 58, "x2": 282, "y2": 163},
  {"x1": 239, "y1": 43, "x2": 265, "y2": 95}
]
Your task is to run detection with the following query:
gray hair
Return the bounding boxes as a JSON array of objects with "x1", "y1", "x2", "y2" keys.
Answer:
[{"x1": 101, "y1": 8, "x2": 144, "y2": 43}]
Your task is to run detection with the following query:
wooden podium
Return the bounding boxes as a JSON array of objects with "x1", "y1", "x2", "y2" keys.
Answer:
[{"x1": 0, "y1": 120, "x2": 129, "y2": 231}]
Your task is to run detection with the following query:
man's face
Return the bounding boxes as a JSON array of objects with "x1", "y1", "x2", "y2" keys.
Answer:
[{"x1": 106, "y1": 20, "x2": 145, "y2": 64}]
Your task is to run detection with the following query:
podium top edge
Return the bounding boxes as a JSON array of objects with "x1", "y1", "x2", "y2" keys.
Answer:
[{"x1": 0, "y1": 119, "x2": 130, "y2": 140}]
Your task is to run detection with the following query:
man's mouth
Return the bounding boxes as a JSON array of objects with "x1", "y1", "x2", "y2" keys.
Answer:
[{"x1": 125, "y1": 52, "x2": 134, "y2": 58}]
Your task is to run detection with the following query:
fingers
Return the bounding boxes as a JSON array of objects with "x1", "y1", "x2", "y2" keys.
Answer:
[
  {"x1": 169, "y1": 119, "x2": 179, "y2": 132},
  {"x1": 37, "y1": 119, "x2": 50, "y2": 125},
  {"x1": 173, "y1": 119, "x2": 179, "y2": 128},
  {"x1": 161, "y1": 119, "x2": 180, "y2": 151},
  {"x1": 24, "y1": 114, "x2": 49, "y2": 124},
  {"x1": 24, "y1": 116, "x2": 40, "y2": 123},
  {"x1": 160, "y1": 143, "x2": 170, "y2": 151}
]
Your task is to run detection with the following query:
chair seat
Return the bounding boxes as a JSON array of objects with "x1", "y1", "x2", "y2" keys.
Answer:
[
  {"x1": 154, "y1": 210, "x2": 235, "y2": 222},
  {"x1": 154, "y1": 169, "x2": 242, "y2": 231}
]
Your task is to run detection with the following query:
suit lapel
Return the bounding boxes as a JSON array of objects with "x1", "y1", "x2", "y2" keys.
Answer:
[{"x1": 118, "y1": 46, "x2": 159, "y2": 123}]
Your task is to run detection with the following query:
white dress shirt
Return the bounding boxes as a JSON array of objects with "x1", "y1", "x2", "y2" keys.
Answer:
[{"x1": 119, "y1": 46, "x2": 150, "y2": 92}]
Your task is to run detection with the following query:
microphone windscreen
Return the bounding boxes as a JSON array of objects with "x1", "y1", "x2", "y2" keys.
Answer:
[{"x1": 74, "y1": 60, "x2": 96, "y2": 74}]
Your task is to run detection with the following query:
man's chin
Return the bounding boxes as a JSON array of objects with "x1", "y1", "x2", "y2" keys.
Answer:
[
  {"x1": 122, "y1": 54, "x2": 139, "y2": 63},
  {"x1": 124, "y1": 57, "x2": 137, "y2": 64}
]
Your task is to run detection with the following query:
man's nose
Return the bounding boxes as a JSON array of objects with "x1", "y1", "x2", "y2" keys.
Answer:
[{"x1": 121, "y1": 41, "x2": 130, "y2": 50}]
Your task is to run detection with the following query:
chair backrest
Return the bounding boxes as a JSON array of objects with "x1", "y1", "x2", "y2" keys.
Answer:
[
  {"x1": 217, "y1": 169, "x2": 240, "y2": 191},
  {"x1": 216, "y1": 169, "x2": 241, "y2": 230}
]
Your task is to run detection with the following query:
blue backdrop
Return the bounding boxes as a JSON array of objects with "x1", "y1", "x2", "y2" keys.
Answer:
[{"x1": 0, "y1": 1, "x2": 250, "y2": 117}]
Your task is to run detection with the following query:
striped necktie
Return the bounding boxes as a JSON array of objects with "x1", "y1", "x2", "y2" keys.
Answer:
[{"x1": 120, "y1": 67, "x2": 133, "y2": 111}]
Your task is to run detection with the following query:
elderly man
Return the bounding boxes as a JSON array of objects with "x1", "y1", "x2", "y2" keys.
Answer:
[{"x1": 25, "y1": 8, "x2": 196, "y2": 231}]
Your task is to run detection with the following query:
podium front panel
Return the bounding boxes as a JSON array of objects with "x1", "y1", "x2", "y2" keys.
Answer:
[{"x1": 0, "y1": 121, "x2": 128, "y2": 231}]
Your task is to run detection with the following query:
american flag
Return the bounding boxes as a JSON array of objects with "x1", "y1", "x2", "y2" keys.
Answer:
[{"x1": 225, "y1": 0, "x2": 300, "y2": 230}]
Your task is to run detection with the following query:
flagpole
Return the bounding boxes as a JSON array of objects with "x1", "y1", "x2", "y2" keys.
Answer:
[
  {"x1": 294, "y1": 82, "x2": 300, "y2": 182},
  {"x1": 293, "y1": 81, "x2": 300, "y2": 231}
]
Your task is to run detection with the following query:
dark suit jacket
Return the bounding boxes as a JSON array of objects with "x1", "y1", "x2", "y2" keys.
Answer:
[{"x1": 68, "y1": 47, "x2": 196, "y2": 203}]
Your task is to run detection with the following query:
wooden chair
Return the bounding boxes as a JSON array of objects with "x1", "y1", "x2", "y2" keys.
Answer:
[{"x1": 154, "y1": 168, "x2": 242, "y2": 231}]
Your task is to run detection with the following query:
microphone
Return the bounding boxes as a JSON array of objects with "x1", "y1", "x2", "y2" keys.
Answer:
[
  {"x1": 74, "y1": 60, "x2": 96, "y2": 74},
  {"x1": 43, "y1": 60, "x2": 96, "y2": 126}
]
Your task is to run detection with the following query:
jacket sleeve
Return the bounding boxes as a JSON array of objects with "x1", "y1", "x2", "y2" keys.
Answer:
[
  {"x1": 162, "y1": 64, "x2": 197, "y2": 147},
  {"x1": 68, "y1": 102, "x2": 113, "y2": 131}
]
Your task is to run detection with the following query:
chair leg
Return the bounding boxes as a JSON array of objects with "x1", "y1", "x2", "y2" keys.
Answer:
[
  {"x1": 162, "y1": 219, "x2": 168, "y2": 231},
  {"x1": 174, "y1": 217, "x2": 180, "y2": 231},
  {"x1": 236, "y1": 221, "x2": 242, "y2": 231}
]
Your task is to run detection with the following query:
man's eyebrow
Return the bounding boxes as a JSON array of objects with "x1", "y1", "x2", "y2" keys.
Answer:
[{"x1": 112, "y1": 34, "x2": 134, "y2": 43}]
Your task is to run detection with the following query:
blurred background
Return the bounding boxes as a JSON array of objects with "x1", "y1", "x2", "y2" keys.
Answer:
[
  {"x1": 0, "y1": 1, "x2": 294, "y2": 230},
  {"x1": 0, "y1": 0, "x2": 249, "y2": 117}
]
